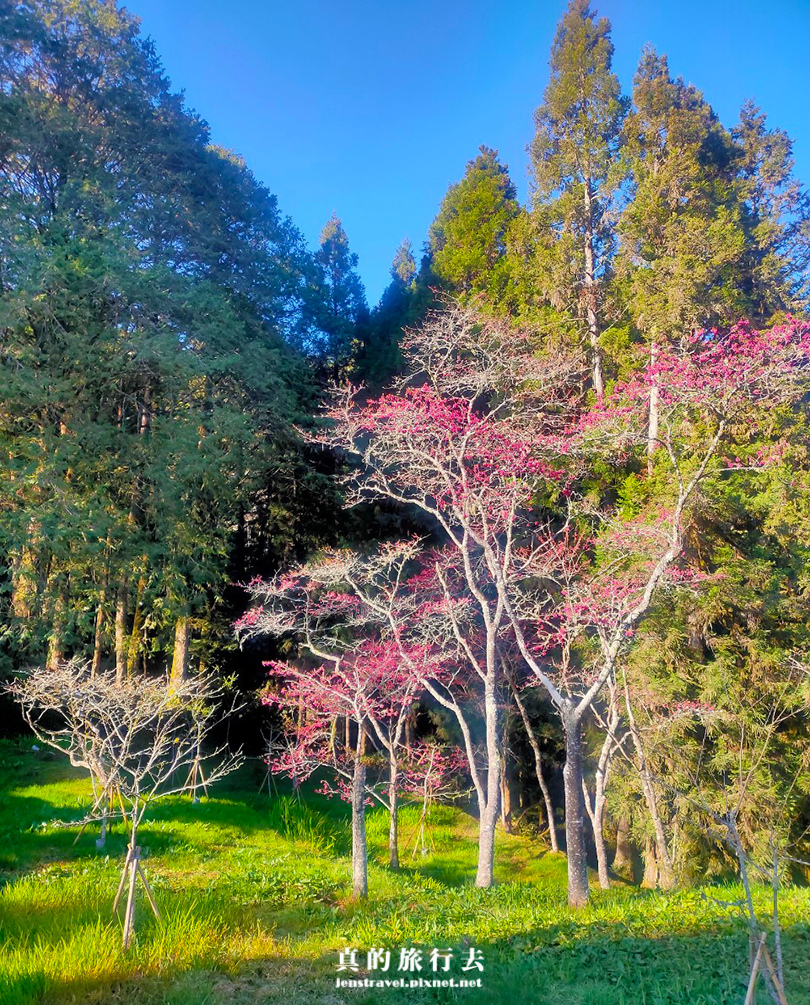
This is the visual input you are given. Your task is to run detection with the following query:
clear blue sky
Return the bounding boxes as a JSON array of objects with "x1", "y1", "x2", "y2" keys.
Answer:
[{"x1": 124, "y1": 0, "x2": 809, "y2": 305}]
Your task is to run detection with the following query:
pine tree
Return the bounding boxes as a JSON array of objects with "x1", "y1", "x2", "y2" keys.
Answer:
[
  {"x1": 732, "y1": 100, "x2": 810, "y2": 319},
  {"x1": 429, "y1": 146, "x2": 519, "y2": 305},
  {"x1": 530, "y1": 0, "x2": 627, "y2": 397},
  {"x1": 312, "y1": 212, "x2": 366, "y2": 379}
]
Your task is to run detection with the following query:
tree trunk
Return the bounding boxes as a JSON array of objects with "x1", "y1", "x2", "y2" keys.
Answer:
[
  {"x1": 536, "y1": 757, "x2": 559, "y2": 853},
  {"x1": 11, "y1": 535, "x2": 38, "y2": 622},
  {"x1": 170, "y1": 615, "x2": 190, "y2": 684},
  {"x1": 329, "y1": 717, "x2": 338, "y2": 762},
  {"x1": 642, "y1": 836, "x2": 659, "y2": 888},
  {"x1": 115, "y1": 581, "x2": 128, "y2": 683},
  {"x1": 388, "y1": 751, "x2": 399, "y2": 869},
  {"x1": 563, "y1": 712, "x2": 589, "y2": 908},
  {"x1": 582, "y1": 180, "x2": 605, "y2": 399},
  {"x1": 500, "y1": 759, "x2": 513, "y2": 834},
  {"x1": 583, "y1": 684, "x2": 621, "y2": 890},
  {"x1": 476, "y1": 799, "x2": 498, "y2": 889},
  {"x1": 583, "y1": 777, "x2": 610, "y2": 890},
  {"x1": 127, "y1": 571, "x2": 147, "y2": 676},
  {"x1": 512, "y1": 683, "x2": 559, "y2": 852},
  {"x1": 637, "y1": 754, "x2": 674, "y2": 889},
  {"x1": 351, "y1": 724, "x2": 368, "y2": 898},
  {"x1": 612, "y1": 815, "x2": 634, "y2": 879},
  {"x1": 91, "y1": 587, "x2": 106, "y2": 679},
  {"x1": 647, "y1": 341, "x2": 659, "y2": 474},
  {"x1": 46, "y1": 574, "x2": 68, "y2": 671},
  {"x1": 623, "y1": 682, "x2": 675, "y2": 889},
  {"x1": 475, "y1": 674, "x2": 500, "y2": 888}
]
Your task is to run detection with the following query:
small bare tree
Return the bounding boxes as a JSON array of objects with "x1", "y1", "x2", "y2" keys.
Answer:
[{"x1": 8, "y1": 660, "x2": 242, "y2": 948}]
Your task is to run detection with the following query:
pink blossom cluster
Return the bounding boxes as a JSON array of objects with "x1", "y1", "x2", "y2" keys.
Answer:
[{"x1": 588, "y1": 319, "x2": 810, "y2": 432}]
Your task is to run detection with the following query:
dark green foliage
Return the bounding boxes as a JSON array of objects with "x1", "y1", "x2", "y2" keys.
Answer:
[
  {"x1": 0, "y1": 0, "x2": 334, "y2": 676},
  {"x1": 353, "y1": 242, "x2": 437, "y2": 389},
  {"x1": 310, "y1": 212, "x2": 367, "y2": 379},
  {"x1": 530, "y1": 0, "x2": 627, "y2": 391},
  {"x1": 429, "y1": 146, "x2": 520, "y2": 305}
]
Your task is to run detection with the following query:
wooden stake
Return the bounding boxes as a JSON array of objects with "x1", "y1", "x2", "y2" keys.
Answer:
[
  {"x1": 762, "y1": 945, "x2": 790, "y2": 1005},
  {"x1": 122, "y1": 846, "x2": 139, "y2": 949},
  {"x1": 745, "y1": 932, "x2": 767, "y2": 1005},
  {"x1": 112, "y1": 846, "x2": 132, "y2": 914},
  {"x1": 136, "y1": 861, "x2": 161, "y2": 920}
]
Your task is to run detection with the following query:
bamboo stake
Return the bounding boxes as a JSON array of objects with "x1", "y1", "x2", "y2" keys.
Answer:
[
  {"x1": 136, "y1": 861, "x2": 161, "y2": 920},
  {"x1": 122, "y1": 847, "x2": 139, "y2": 949},
  {"x1": 745, "y1": 932, "x2": 767, "y2": 1005},
  {"x1": 112, "y1": 846, "x2": 132, "y2": 914},
  {"x1": 761, "y1": 946, "x2": 789, "y2": 1005}
]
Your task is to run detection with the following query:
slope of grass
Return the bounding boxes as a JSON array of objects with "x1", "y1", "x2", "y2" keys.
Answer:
[{"x1": 0, "y1": 738, "x2": 808, "y2": 1005}]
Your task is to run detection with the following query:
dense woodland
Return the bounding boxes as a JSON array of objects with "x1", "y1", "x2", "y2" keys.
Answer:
[{"x1": 2, "y1": 0, "x2": 810, "y2": 935}]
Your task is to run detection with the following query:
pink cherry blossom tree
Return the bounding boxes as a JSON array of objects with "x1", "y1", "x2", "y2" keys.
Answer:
[
  {"x1": 323, "y1": 302, "x2": 810, "y2": 907},
  {"x1": 235, "y1": 544, "x2": 426, "y2": 892},
  {"x1": 320, "y1": 304, "x2": 585, "y2": 889},
  {"x1": 502, "y1": 318, "x2": 810, "y2": 904}
]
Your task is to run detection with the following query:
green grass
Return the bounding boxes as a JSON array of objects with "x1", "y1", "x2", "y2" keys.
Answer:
[{"x1": 0, "y1": 739, "x2": 808, "y2": 1005}]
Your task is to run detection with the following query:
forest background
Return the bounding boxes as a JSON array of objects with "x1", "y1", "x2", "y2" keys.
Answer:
[{"x1": 1, "y1": 1, "x2": 810, "y2": 1003}]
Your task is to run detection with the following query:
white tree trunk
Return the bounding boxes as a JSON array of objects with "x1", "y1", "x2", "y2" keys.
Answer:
[
  {"x1": 388, "y1": 752, "x2": 399, "y2": 869},
  {"x1": 647, "y1": 340, "x2": 659, "y2": 473},
  {"x1": 624, "y1": 683, "x2": 674, "y2": 889},
  {"x1": 583, "y1": 180, "x2": 604, "y2": 399},
  {"x1": 351, "y1": 724, "x2": 368, "y2": 898},
  {"x1": 475, "y1": 673, "x2": 501, "y2": 888},
  {"x1": 563, "y1": 711, "x2": 589, "y2": 908},
  {"x1": 583, "y1": 684, "x2": 621, "y2": 890}
]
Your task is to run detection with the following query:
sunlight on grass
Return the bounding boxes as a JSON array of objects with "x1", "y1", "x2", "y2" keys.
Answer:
[{"x1": 1, "y1": 741, "x2": 808, "y2": 1005}]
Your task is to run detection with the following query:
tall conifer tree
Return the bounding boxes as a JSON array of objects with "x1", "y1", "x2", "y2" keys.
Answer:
[
  {"x1": 733, "y1": 100, "x2": 810, "y2": 319},
  {"x1": 312, "y1": 213, "x2": 366, "y2": 379},
  {"x1": 531, "y1": 0, "x2": 626, "y2": 397},
  {"x1": 618, "y1": 47, "x2": 747, "y2": 467},
  {"x1": 429, "y1": 146, "x2": 519, "y2": 305}
]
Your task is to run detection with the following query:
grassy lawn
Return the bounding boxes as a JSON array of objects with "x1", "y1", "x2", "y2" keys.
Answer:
[{"x1": 0, "y1": 739, "x2": 808, "y2": 1005}]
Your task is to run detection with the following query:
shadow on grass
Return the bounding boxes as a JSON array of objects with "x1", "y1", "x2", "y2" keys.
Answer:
[
  {"x1": 10, "y1": 925, "x2": 809, "y2": 1005},
  {"x1": 0, "y1": 750, "x2": 353, "y2": 881},
  {"x1": 5, "y1": 742, "x2": 809, "y2": 1005}
]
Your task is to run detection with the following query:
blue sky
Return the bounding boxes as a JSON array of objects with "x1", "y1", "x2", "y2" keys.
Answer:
[{"x1": 125, "y1": 0, "x2": 809, "y2": 304}]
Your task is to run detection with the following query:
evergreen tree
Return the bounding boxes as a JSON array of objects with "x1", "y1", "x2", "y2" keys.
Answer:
[
  {"x1": 618, "y1": 47, "x2": 748, "y2": 465},
  {"x1": 530, "y1": 0, "x2": 627, "y2": 396},
  {"x1": 391, "y1": 237, "x2": 417, "y2": 285},
  {"x1": 618, "y1": 47, "x2": 747, "y2": 339},
  {"x1": 732, "y1": 100, "x2": 810, "y2": 319},
  {"x1": 353, "y1": 240, "x2": 433, "y2": 389},
  {"x1": 0, "y1": 0, "x2": 326, "y2": 680},
  {"x1": 312, "y1": 212, "x2": 366, "y2": 378},
  {"x1": 429, "y1": 146, "x2": 519, "y2": 305}
]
